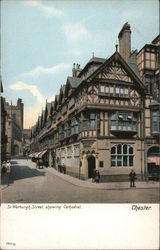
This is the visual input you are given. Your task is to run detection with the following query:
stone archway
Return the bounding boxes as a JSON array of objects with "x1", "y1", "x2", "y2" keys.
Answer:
[{"x1": 88, "y1": 155, "x2": 96, "y2": 178}]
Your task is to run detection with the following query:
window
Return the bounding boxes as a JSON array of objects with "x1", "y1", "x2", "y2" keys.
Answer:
[
  {"x1": 111, "y1": 112, "x2": 116, "y2": 130},
  {"x1": 59, "y1": 127, "x2": 64, "y2": 140},
  {"x1": 83, "y1": 113, "x2": 88, "y2": 130},
  {"x1": 110, "y1": 86, "x2": 114, "y2": 96},
  {"x1": 99, "y1": 161, "x2": 104, "y2": 168},
  {"x1": 116, "y1": 87, "x2": 119, "y2": 97},
  {"x1": 90, "y1": 113, "x2": 96, "y2": 130},
  {"x1": 124, "y1": 88, "x2": 129, "y2": 97},
  {"x1": 74, "y1": 145, "x2": 80, "y2": 167},
  {"x1": 110, "y1": 112, "x2": 138, "y2": 132},
  {"x1": 67, "y1": 146, "x2": 72, "y2": 166},
  {"x1": 152, "y1": 111, "x2": 160, "y2": 133},
  {"x1": 97, "y1": 113, "x2": 100, "y2": 136},
  {"x1": 64, "y1": 123, "x2": 71, "y2": 138},
  {"x1": 120, "y1": 88, "x2": 124, "y2": 97},
  {"x1": 71, "y1": 119, "x2": 79, "y2": 135},
  {"x1": 111, "y1": 144, "x2": 134, "y2": 167},
  {"x1": 100, "y1": 85, "x2": 105, "y2": 93},
  {"x1": 145, "y1": 76, "x2": 154, "y2": 95},
  {"x1": 61, "y1": 148, "x2": 65, "y2": 164}
]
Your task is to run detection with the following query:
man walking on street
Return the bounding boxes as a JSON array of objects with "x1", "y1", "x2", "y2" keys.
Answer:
[{"x1": 129, "y1": 169, "x2": 136, "y2": 188}]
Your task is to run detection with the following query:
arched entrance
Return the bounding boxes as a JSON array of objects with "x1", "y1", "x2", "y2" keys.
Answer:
[
  {"x1": 13, "y1": 145, "x2": 19, "y2": 156},
  {"x1": 147, "y1": 146, "x2": 160, "y2": 180},
  {"x1": 88, "y1": 155, "x2": 95, "y2": 178}
]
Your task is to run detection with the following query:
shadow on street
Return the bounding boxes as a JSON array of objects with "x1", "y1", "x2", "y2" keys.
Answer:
[{"x1": 1, "y1": 163, "x2": 46, "y2": 186}]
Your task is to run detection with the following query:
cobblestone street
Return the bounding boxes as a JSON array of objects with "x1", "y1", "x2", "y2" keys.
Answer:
[{"x1": 1, "y1": 159, "x2": 159, "y2": 203}]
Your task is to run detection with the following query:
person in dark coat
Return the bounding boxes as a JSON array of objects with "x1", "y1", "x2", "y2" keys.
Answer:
[
  {"x1": 95, "y1": 170, "x2": 100, "y2": 183},
  {"x1": 129, "y1": 169, "x2": 136, "y2": 188}
]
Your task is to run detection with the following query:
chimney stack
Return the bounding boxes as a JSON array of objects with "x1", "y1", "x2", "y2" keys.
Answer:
[{"x1": 118, "y1": 22, "x2": 131, "y2": 62}]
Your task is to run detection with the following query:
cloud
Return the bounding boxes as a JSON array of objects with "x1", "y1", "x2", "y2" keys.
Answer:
[
  {"x1": 47, "y1": 96, "x2": 55, "y2": 103},
  {"x1": 24, "y1": 0, "x2": 64, "y2": 17},
  {"x1": 10, "y1": 81, "x2": 45, "y2": 105},
  {"x1": 24, "y1": 63, "x2": 71, "y2": 78},
  {"x1": 62, "y1": 22, "x2": 92, "y2": 45}
]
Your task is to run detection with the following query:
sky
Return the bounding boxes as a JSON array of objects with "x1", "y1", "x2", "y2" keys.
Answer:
[{"x1": 1, "y1": 0, "x2": 159, "y2": 129}]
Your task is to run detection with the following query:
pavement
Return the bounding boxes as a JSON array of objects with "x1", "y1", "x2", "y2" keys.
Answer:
[{"x1": 39, "y1": 164, "x2": 160, "y2": 191}]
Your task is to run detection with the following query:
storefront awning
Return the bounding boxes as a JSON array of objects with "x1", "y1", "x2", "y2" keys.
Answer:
[
  {"x1": 147, "y1": 157, "x2": 160, "y2": 165},
  {"x1": 34, "y1": 152, "x2": 42, "y2": 158},
  {"x1": 38, "y1": 149, "x2": 47, "y2": 158}
]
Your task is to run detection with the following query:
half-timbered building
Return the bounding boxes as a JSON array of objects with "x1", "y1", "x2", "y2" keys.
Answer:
[
  {"x1": 51, "y1": 50, "x2": 145, "y2": 181},
  {"x1": 31, "y1": 22, "x2": 160, "y2": 181}
]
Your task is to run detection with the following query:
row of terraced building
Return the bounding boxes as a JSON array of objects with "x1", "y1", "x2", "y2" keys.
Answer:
[{"x1": 30, "y1": 23, "x2": 160, "y2": 181}]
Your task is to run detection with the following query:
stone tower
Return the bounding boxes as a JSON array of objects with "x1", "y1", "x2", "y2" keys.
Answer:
[
  {"x1": 5, "y1": 98, "x2": 24, "y2": 157},
  {"x1": 118, "y1": 22, "x2": 131, "y2": 62}
]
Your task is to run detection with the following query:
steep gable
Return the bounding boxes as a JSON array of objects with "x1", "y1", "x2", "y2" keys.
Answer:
[{"x1": 87, "y1": 52, "x2": 144, "y2": 92}]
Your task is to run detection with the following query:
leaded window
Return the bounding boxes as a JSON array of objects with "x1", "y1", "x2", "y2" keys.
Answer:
[
  {"x1": 111, "y1": 144, "x2": 134, "y2": 167},
  {"x1": 110, "y1": 112, "x2": 138, "y2": 132},
  {"x1": 90, "y1": 113, "x2": 96, "y2": 130},
  {"x1": 152, "y1": 111, "x2": 160, "y2": 133}
]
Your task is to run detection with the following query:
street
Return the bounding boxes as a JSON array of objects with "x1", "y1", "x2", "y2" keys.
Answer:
[{"x1": 1, "y1": 159, "x2": 159, "y2": 203}]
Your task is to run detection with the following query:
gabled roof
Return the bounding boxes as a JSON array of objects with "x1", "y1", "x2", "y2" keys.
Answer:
[
  {"x1": 67, "y1": 77, "x2": 81, "y2": 88},
  {"x1": 86, "y1": 51, "x2": 144, "y2": 90},
  {"x1": 78, "y1": 57, "x2": 105, "y2": 77},
  {"x1": 64, "y1": 77, "x2": 82, "y2": 98},
  {"x1": 128, "y1": 62, "x2": 140, "y2": 78}
]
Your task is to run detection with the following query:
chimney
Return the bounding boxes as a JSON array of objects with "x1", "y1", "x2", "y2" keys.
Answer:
[
  {"x1": 118, "y1": 22, "x2": 131, "y2": 62},
  {"x1": 72, "y1": 63, "x2": 81, "y2": 77},
  {"x1": 72, "y1": 63, "x2": 76, "y2": 77},
  {"x1": 76, "y1": 64, "x2": 81, "y2": 76}
]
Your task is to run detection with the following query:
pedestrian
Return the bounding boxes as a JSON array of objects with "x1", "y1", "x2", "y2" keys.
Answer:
[
  {"x1": 5, "y1": 161, "x2": 11, "y2": 186},
  {"x1": 92, "y1": 169, "x2": 96, "y2": 182},
  {"x1": 1, "y1": 161, "x2": 6, "y2": 174},
  {"x1": 129, "y1": 169, "x2": 136, "y2": 188},
  {"x1": 95, "y1": 170, "x2": 100, "y2": 183}
]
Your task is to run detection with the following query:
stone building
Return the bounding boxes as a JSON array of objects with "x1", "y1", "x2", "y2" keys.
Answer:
[
  {"x1": 5, "y1": 98, "x2": 24, "y2": 158},
  {"x1": 1, "y1": 82, "x2": 7, "y2": 163}
]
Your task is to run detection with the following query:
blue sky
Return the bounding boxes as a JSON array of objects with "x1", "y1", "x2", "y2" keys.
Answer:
[{"x1": 1, "y1": 0, "x2": 159, "y2": 128}]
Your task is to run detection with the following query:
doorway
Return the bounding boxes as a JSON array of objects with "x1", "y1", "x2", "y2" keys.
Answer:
[
  {"x1": 88, "y1": 155, "x2": 95, "y2": 178},
  {"x1": 13, "y1": 145, "x2": 19, "y2": 155}
]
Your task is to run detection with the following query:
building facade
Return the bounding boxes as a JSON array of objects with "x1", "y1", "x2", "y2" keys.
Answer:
[
  {"x1": 30, "y1": 23, "x2": 159, "y2": 181},
  {"x1": 137, "y1": 34, "x2": 160, "y2": 179},
  {"x1": 5, "y1": 98, "x2": 24, "y2": 158},
  {"x1": 1, "y1": 82, "x2": 7, "y2": 163}
]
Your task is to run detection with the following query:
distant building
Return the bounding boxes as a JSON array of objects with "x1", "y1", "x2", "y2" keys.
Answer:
[
  {"x1": 23, "y1": 129, "x2": 31, "y2": 145},
  {"x1": 1, "y1": 82, "x2": 7, "y2": 163},
  {"x1": 5, "y1": 98, "x2": 24, "y2": 158}
]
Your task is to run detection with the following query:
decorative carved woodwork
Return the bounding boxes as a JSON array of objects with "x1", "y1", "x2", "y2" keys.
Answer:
[
  {"x1": 130, "y1": 89, "x2": 140, "y2": 106},
  {"x1": 96, "y1": 62, "x2": 132, "y2": 82}
]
